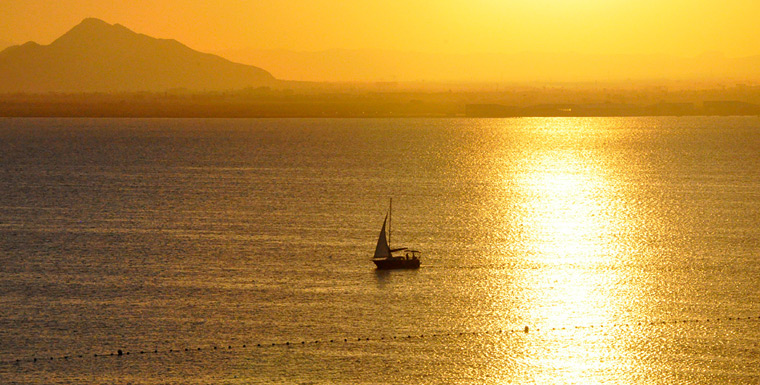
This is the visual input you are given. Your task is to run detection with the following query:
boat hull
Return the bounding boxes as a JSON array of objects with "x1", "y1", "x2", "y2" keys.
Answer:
[{"x1": 373, "y1": 257, "x2": 420, "y2": 270}]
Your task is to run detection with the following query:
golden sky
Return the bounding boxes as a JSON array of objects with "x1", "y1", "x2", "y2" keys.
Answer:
[{"x1": 1, "y1": 0, "x2": 758, "y2": 57}]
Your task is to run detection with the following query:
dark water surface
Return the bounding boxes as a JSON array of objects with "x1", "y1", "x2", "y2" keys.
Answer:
[{"x1": 1, "y1": 117, "x2": 759, "y2": 384}]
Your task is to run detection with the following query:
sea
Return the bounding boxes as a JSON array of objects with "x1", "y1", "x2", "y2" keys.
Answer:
[{"x1": 1, "y1": 116, "x2": 759, "y2": 384}]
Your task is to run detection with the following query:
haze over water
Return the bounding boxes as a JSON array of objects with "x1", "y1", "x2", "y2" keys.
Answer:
[{"x1": 1, "y1": 117, "x2": 759, "y2": 384}]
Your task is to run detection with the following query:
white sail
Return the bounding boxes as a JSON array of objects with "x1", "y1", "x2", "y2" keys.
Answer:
[{"x1": 373, "y1": 214, "x2": 391, "y2": 259}]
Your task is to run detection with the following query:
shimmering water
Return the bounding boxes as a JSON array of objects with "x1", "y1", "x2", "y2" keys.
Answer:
[{"x1": 1, "y1": 117, "x2": 759, "y2": 384}]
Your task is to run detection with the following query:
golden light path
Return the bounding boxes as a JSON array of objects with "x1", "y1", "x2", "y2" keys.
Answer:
[{"x1": 486, "y1": 118, "x2": 643, "y2": 381}]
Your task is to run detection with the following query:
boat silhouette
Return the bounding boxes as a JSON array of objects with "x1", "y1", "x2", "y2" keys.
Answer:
[{"x1": 371, "y1": 198, "x2": 420, "y2": 270}]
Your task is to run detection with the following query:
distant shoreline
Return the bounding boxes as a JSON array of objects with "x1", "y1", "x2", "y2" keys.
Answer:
[
  {"x1": 2, "y1": 102, "x2": 758, "y2": 119},
  {"x1": 2, "y1": 88, "x2": 759, "y2": 118}
]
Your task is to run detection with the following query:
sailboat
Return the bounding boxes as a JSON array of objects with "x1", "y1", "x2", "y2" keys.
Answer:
[{"x1": 372, "y1": 198, "x2": 421, "y2": 270}]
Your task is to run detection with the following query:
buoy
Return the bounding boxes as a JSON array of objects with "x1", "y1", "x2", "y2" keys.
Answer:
[
  {"x1": 117, "y1": 349, "x2": 123, "y2": 356},
  {"x1": 524, "y1": 326, "x2": 529, "y2": 333}
]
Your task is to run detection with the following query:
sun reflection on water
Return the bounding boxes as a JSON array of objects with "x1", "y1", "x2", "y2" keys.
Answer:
[{"x1": 485, "y1": 118, "x2": 644, "y2": 381}]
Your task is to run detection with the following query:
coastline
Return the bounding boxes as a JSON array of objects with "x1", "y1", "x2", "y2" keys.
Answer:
[{"x1": 2, "y1": 95, "x2": 758, "y2": 118}]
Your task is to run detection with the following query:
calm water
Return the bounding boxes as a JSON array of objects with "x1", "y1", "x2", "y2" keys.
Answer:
[{"x1": 1, "y1": 117, "x2": 759, "y2": 384}]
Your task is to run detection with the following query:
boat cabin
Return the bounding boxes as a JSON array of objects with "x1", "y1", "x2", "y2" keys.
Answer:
[{"x1": 402, "y1": 249, "x2": 421, "y2": 261}]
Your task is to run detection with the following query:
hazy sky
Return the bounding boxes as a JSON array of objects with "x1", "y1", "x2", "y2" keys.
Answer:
[{"x1": 1, "y1": 0, "x2": 759, "y2": 57}]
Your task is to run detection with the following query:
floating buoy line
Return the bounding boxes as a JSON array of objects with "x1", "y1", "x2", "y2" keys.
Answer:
[{"x1": 4, "y1": 315, "x2": 758, "y2": 367}]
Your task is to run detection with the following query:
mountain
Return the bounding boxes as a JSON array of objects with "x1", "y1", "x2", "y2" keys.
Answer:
[
  {"x1": 0, "y1": 18, "x2": 276, "y2": 93},
  {"x1": 221, "y1": 48, "x2": 760, "y2": 84}
]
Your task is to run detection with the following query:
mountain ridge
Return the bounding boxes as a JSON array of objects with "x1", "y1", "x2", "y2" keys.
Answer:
[
  {"x1": 0, "y1": 18, "x2": 277, "y2": 93},
  {"x1": 221, "y1": 48, "x2": 760, "y2": 84}
]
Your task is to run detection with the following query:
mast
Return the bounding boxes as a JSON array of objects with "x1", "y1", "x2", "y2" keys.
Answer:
[{"x1": 388, "y1": 197, "x2": 392, "y2": 249}]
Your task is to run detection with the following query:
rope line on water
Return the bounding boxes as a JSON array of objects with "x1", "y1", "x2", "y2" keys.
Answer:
[{"x1": 4, "y1": 315, "x2": 759, "y2": 367}]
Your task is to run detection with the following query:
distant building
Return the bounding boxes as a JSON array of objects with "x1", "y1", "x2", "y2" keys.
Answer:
[
  {"x1": 651, "y1": 102, "x2": 695, "y2": 116},
  {"x1": 465, "y1": 104, "x2": 520, "y2": 117},
  {"x1": 703, "y1": 100, "x2": 760, "y2": 115}
]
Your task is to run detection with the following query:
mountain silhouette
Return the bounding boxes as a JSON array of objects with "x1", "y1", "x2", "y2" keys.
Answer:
[
  {"x1": 0, "y1": 18, "x2": 276, "y2": 93},
  {"x1": 229, "y1": 48, "x2": 760, "y2": 83}
]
